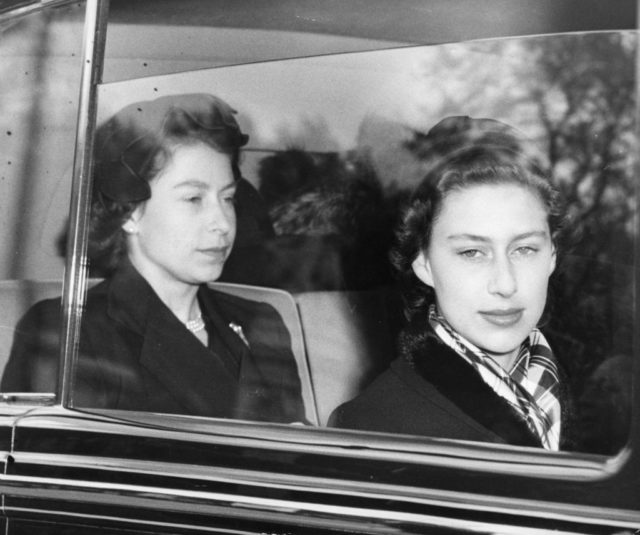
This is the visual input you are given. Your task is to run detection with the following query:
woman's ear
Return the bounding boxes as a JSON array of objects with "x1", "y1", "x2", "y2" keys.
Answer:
[
  {"x1": 122, "y1": 207, "x2": 142, "y2": 235},
  {"x1": 122, "y1": 222, "x2": 137, "y2": 235},
  {"x1": 548, "y1": 245, "x2": 557, "y2": 276},
  {"x1": 411, "y1": 250, "x2": 434, "y2": 287}
]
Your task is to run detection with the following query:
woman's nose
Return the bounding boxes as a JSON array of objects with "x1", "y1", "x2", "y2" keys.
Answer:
[
  {"x1": 207, "y1": 202, "x2": 234, "y2": 234},
  {"x1": 488, "y1": 255, "x2": 517, "y2": 297}
]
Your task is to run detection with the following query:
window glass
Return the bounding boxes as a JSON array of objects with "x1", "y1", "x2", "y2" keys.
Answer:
[
  {"x1": 2, "y1": 0, "x2": 633, "y2": 460},
  {"x1": 83, "y1": 28, "x2": 636, "y2": 456},
  {"x1": 0, "y1": 2, "x2": 86, "y2": 395}
]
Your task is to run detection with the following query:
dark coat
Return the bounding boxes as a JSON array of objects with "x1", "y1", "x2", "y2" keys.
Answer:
[
  {"x1": 1, "y1": 263, "x2": 305, "y2": 423},
  {"x1": 329, "y1": 315, "x2": 574, "y2": 449}
]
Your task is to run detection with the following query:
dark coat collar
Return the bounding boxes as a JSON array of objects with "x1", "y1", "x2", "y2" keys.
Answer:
[
  {"x1": 397, "y1": 314, "x2": 544, "y2": 448},
  {"x1": 103, "y1": 261, "x2": 249, "y2": 416}
]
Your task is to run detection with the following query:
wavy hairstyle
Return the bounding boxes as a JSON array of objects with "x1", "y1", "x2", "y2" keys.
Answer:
[
  {"x1": 391, "y1": 116, "x2": 569, "y2": 319},
  {"x1": 88, "y1": 93, "x2": 249, "y2": 275}
]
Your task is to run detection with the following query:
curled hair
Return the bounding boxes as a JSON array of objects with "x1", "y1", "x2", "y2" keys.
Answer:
[
  {"x1": 88, "y1": 93, "x2": 248, "y2": 274},
  {"x1": 392, "y1": 116, "x2": 569, "y2": 319}
]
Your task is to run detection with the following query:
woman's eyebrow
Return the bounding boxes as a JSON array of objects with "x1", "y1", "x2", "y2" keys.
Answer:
[
  {"x1": 173, "y1": 180, "x2": 237, "y2": 193},
  {"x1": 220, "y1": 182, "x2": 237, "y2": 192},
  {"x1": 446, "y1": 230, "x2": 549, "y2": 242},
  {"x1": 513, "y1": 230, "x2": 549, "y2": 240},
  {"x1": 173, "y1": 179, "x2": 209, "y2": 189},
  {"x1": 446, "y1": 233, "x2": 490, "y2": 242}
]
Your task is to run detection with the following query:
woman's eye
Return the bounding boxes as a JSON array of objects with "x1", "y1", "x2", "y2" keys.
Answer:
[
  {"x1": 458, "y1": 249, "x2": 483, "y2": 259},
  {"x1": 513, "y1": 246, "x2": 538, "y2": 256},
  {"x1": 222, "y1": 193, "x2": 236, "y2": 205},
  {"x1": 185, "y1": 195, "x2": 202, "y2": 204}
]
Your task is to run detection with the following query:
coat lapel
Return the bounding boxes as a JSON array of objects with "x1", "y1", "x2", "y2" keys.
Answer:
[
  {"x1": 199, "y1": 290, "x2": 270, "y2": 418},
  {"x1": 198, "y1": 288, "x2": 252, "y2": 378},
  {"x1": 138, "y1": 302, "x2": 239, "y2": 417},
  {"x1": 399, "y1": 318, "x2": 542, "y2": 448},
  {"x1": 107, "y1": 263, "x2": 239, "y2": 417}
]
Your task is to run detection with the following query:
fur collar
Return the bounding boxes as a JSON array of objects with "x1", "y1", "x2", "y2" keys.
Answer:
[{"x1": 398, "y1": 313, "x2": 544, "y2": 448}]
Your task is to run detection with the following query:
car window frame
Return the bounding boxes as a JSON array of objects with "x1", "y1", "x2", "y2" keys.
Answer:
[
  {"x1": 70, "y1": 0, "x2": 640, "y2": 465},
  {"x1": 58, "y1": 0, "x2": 108, "y2": 407}
]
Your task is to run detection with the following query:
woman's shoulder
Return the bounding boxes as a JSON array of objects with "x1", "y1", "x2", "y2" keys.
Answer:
[
  {"x1": 13, "y1": 279, "x2": 109, "y2": 334},
  {"x1": 327, "y1": 360, "x2": 410, "y2": 428},
  {"x1": 13, "y1": 296, "x2": 63, "y2": 334},
  {"x1": 327, "y1": 333, "x2": 511, "y2": 440},
  {"x1": 200, "y1": 285, "x2": 290, "y2": 347},
  {"x1": 202, "y1": 285, "x2": 280, "y2": 319},
  {"x1": 327, "y1": 356, "x2": 445, "y2": 429}
]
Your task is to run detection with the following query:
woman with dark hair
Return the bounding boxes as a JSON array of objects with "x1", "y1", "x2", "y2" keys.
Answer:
[
  {"x1": 329, "y1": 116, "x2": 574, "y2": 450},
  {"x1": 2, "y1": 93, "x2": 305, "y2": 424}
]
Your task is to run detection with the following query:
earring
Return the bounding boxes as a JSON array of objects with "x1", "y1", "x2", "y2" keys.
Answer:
[{"x1": 123, "y1": 224, "x2": 136, "y2": 234}]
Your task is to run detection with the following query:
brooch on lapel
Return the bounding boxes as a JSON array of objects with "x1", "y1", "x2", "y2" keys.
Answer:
[{"x1": 229, "y1": 322, "x2": 250, "y2": 348}]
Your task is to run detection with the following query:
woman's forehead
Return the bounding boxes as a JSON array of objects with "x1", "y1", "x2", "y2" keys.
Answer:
[
  {"x1": 435, "y1": 183, "x2": 550, "y2": 236},
  {"x1": 151, "y1": 143, "x2": 234, "y2": 188}
]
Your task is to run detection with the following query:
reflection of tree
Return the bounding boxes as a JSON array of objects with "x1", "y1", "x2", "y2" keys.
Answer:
[
  {"x1": 272, "y1": 115, "x2": 342, "y2": 153},
  {"x1": 400, "y1": 32, "x2": 636, "y2": 452},
  {"x1": 248, "y1": 33, "x2": 635, "y2": 452},
  {"x1": 524, "y1": 33, "x2": 636, "y2": 396},
  {"x1": 529, "y1": 33, "x2": 635, "y2": 250},
  {"x1": 254, "y1": 148, "x2": 395, "y2": 291}
]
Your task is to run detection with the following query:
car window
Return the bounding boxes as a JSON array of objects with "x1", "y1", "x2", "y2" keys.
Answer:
[
  {"x1": 84, "y1": 22, "x2": 637, "y2": 457},
  {"x1": 0, "y1": 1, "x2": 86, "y2": 399},
  {"x1": 0, "y1": 1, "x2": 635, "y2": 460}
]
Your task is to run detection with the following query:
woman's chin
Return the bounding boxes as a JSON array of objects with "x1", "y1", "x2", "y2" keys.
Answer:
[
  {"x1": 473, "y1": 332, "x2": 529, "y2": 360},
  {"x1": 187, "y1": 266, "x2": 225, "y2": 285}
]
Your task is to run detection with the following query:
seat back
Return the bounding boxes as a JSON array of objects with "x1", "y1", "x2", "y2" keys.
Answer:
[{"x1": 294, "y1": 288, "x2": 399, "y2": 425}]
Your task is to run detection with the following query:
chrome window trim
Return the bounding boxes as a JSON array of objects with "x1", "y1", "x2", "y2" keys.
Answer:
[
  {"x1": 13, "y1": 407, "x2": 615, "y2": 478},
  {"x1": 58, "y1": 0, "x2": 109, "y2": 407},
  {"x1": 0, "y1": 0, "x2": 77, "y2": 20},
  {"x1": 2, "y1": 469, "x2": 640, "y2": 532}
]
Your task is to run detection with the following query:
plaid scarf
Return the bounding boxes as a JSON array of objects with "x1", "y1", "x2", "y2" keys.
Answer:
[{"x1": 428, "y1": 305, "x2": 561, "y2": 450}]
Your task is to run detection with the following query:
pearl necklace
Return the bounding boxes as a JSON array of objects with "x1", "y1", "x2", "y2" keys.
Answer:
[{"x1": 185, "y1": 313, "x2": 205, "y2": 334}]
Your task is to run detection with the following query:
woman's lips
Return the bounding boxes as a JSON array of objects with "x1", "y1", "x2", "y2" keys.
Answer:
[
  {"x1": 479, "y1": 308, "x2": 524, "y2": 327},
  {"x1": 198, "y1": 246, "x2": 229, "y2": 261}
]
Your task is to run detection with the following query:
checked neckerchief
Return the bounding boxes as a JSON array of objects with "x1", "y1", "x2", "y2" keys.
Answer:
[{"x1": 428, "y1": 305, "x2": 561, "y2": 450}]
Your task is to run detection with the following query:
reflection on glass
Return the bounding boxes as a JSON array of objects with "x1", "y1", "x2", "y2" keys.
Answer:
[
  {"x1": 0, "y1": 18, "x2": 633, "y2": 455},
  {"x1": 222, "y1": 33, "x2": 631, "y2": 453},
  {"x1": 0, "y1": 3, "x2": 84, "y2": 388}
]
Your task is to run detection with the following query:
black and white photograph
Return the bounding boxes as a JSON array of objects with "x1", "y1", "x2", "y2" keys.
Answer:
[{"x1": 0, "y1": 0, "x2": 637, "y2": 533}]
